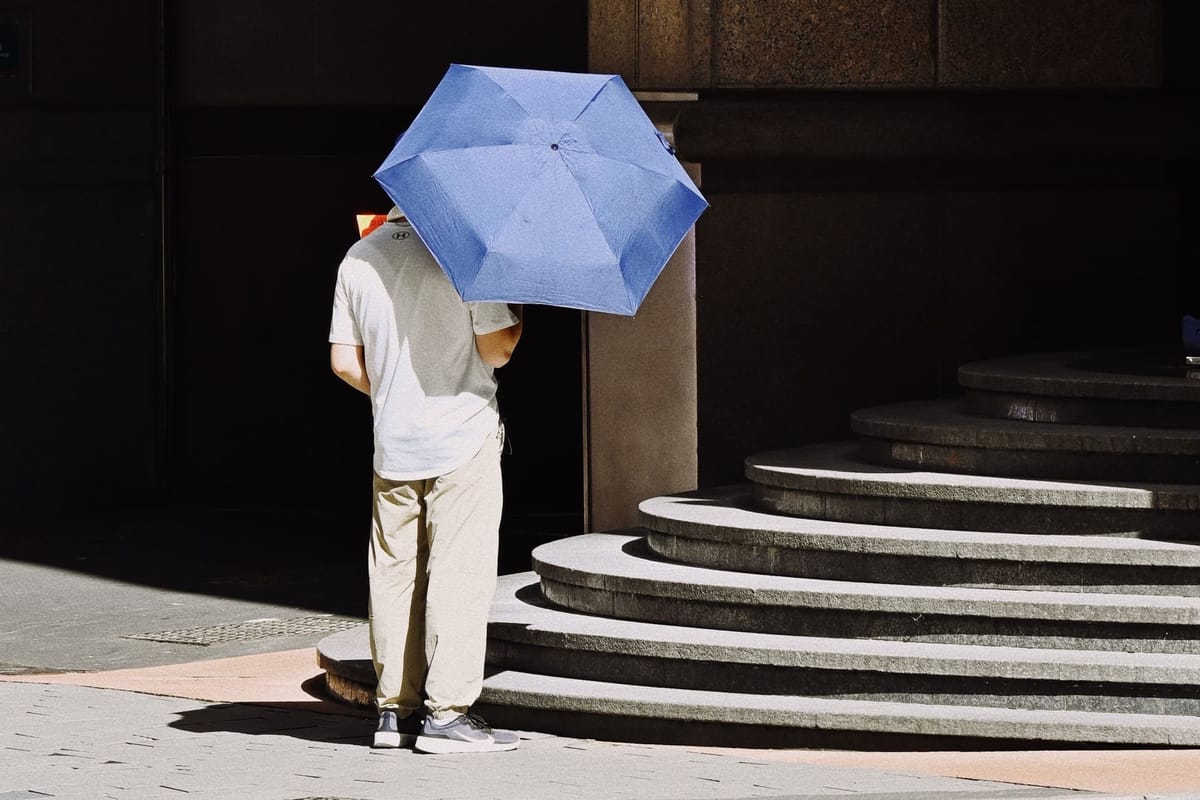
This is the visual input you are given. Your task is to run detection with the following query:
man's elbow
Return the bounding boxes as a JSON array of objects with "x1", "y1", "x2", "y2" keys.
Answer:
[
  {"x1": 478, "y1": 326, "x2": 521, "y2": 368},
  {"x1": 330, "y1": 352, "x2": 352, "y2": 381},
  {"x1": 330, "y1": 344, "x2": 369, "y2": 392},
  {"x1": 482, "y1": 345, "x2": 515, "y2": 368}
]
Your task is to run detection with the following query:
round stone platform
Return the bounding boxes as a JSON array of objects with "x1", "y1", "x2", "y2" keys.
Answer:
[
  {"x1": 850, "y1": 397, "x2": 1200, "y2": 482},
  {"x1": 958, "y1": 347, "x2": 1200, "y2": 427}
]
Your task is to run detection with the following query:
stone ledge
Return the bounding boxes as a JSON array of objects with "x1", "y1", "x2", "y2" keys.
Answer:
[
  {"x1": 965, "y1": 388, "x2": 1200, "y2": 429},
  {"x1": 317, "y1": 575, "x2": 1200, "y2": 727},
  {"x1": 851, "y1": 399, "x2": 1200, "y2": 455},
  {"x1": 478, "y1": 670, "x2": 1200, "y2": 746},
  {"x1": 746, "y1": 441, "x2": 1200, "y2": 511},
  {"x1": 958, "y1": 349, "x2": 1200, "y2": 403},
  {"x1": 487, "y1": 574, "x2": 1200, "y2": 686},
  {"x1": 639, "y1": 487, "x2": 1200, "y2": 591},
  {"x1": 532, "y1": 533, "x2": 1200, "y2": 630},
  {"x1": 639, "y1": 486, "x2": 1200, "y2": 567},
  {"x1": 849, "y1": 398, "x2": 1200, "y2": 483}
]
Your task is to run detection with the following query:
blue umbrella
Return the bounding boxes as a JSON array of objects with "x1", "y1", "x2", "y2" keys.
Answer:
[{"x1": 373, "y1": 64, "x2": 708, "y2": 316}]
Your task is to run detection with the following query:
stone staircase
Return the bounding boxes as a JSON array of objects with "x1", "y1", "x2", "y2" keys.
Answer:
[{"x1": 318, "y1": 346, "x2": 1200, "y2": 746}]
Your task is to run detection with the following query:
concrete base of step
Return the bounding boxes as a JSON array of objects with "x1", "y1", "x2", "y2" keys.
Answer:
[
  {"x1": 639, "y1": 486, "x2": 1200, "y2": 591},
  {"x1": 534, "y1": 533, "x2": 1200, "y2": 651},
  {"x1": 485, "y1": 574, "x2": 1200, "y2": 685},
  {"x1": 317, "y1": 572, "x2": 1200, "y2": 741},
  {"x1": 850, "y1": 398, "x2": 1200, "y2": 483},
  {"x1": 477, "y1": 670, "x2": 1200, "y2": 747},
  {"x1": 746, "y1": 441, "x2": 1200, "y2": 537},
  {"x1": 315, "y1": 625, "x2": 374, "y2": 707},
  {"x1": 958, "y1": 349, "x2": 1200, "y2": 430}
]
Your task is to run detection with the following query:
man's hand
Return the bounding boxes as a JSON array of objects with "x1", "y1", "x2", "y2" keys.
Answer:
[
  {"x1": 475, "y1": 305, "x2": 523, "y2": 368},
  {"x1": 330, "y1": 343, "x2": 370, "y2": 394}
]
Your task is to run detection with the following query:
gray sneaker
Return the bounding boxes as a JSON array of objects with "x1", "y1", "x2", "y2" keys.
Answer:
[
  {"x1": 373, "y1": 709, "x2": 422, "y2": 748},
  {"x1": 414, "y1": 712, "x2": 519, "y2": 754}
]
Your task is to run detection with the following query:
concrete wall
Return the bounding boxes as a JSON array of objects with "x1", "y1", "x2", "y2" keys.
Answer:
[
  {"x1": 2, "y1": 1, "x2": 588, "y2": 543},
  {"x1": 592, "y1": 0, "x2": 1163, "y2": 89},
  {"x1": 168, "y1": 1, "x2": 588, "y2": 541},
  {"x1": 588, "y1": 0, "x2": 1196, "y2": 492},
  {"x1": 0, "y1": 1, "x2": 159, "y2": 514}
]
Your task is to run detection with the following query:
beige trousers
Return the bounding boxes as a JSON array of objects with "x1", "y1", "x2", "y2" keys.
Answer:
[{"x1": 368, "y1": 429, "x2": 503, "y2": 718}]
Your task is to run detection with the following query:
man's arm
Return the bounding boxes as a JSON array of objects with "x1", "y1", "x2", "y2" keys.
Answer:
[
  {"x1": 330, "y1": 343, "x2": 369, "y2": 394},
  {"x1": 475, "y1": 304, "x2": 524, "y2": 368}
]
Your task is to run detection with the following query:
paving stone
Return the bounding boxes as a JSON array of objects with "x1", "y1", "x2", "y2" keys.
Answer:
[{"x1": 8, "y1": 682, "x2": 1098, "y2": 800}]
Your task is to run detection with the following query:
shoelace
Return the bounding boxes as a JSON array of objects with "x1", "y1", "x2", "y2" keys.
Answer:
[{"x1": 460, "y1": 713, "x2": 492, "y2": 733}]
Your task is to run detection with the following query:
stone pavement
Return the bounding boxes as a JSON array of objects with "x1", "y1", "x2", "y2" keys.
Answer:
[
  {"x1": 2, "y1": 514, "x2": 1199, "y2": 800},
  {"x1": 6, "y1": 652, "x2": 1200, "y2": 800},
  {"x1": 0, "y1": 678, "x2": 1186, "y2": 800}
]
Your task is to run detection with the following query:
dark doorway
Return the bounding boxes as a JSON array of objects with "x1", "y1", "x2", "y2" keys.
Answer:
[{"x1": 166, "y1": 2, "x2": 588, "y2": 570}]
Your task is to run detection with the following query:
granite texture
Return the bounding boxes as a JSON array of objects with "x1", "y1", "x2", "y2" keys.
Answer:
[
  {"x1": 965, "y1": 389, "x2": 1200, "y2": 430},
  {"x1": 959, "y1": 350, "x2": 1200, "y2": 403},
  {"x1": 852, "y1": 399, "x2": 1200, "y2": 455},
  {"x1": 746, "y1": 442, "x2": 1200, "y2": 509},
  {"x1": 531, "y1": 533, "x2": 1200, "y2": 629},
  {"x1": 938, "y1": 0, "x2": 1162, "y2": 88},
  {"x1": 640, "y1": 487, "x2": 1200, "y2": 566},
  {"x1": 316, "y1": 575, "x2": 1200, "y2": 739},
  {"x1": 850, "y1": 397, "x2": 1200, "y2": 482},
  {"x1": 714, "y1": 0, "x2": 934, "y2": 87},
  {"x1": 639, "y1": 486, "x2": 1200, "y2": 591},
  {"x1": 480, "y1": 670, "x2": 1200, "y2": 745},
  {"x1": 319, "y1": 340, "x2": 1200, "y2": 745},
  {"x1": 591, "y1": 0, "x2": 1163, "y2": 91}
]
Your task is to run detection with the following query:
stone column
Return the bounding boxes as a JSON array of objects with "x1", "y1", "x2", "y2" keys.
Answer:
[{"x1": 582, "y1": 96, "x2": 701, "y2": 531}]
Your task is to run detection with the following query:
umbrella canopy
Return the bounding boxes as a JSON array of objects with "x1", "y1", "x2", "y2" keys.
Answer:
[{"x1": 374, "y1": 64, "x2": 708, "y2": 316}]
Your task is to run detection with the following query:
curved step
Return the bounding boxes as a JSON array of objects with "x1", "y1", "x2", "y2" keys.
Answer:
[
  {"x1": 532, "y1": 533, "x2": 1200, "y2": 652},
  {"x1": 958, "y1": 348, "x2": 1200, "y2": 428},
  {"x1": 638, "y1": 486, "x2": 1200, "y2": 593},
  {"x1": 486, "y1": 573, "x2": 1200, "y2": 713},
  {"x1": 850, "y1": 398, "x2": 1200, "y2": 482},
  {"x1": 317, "y1": 576, "x2": 1200, "y2": 743},
  {"x1": 476, "y1": 669, "x2": 1200, "y2": 747},
  {"x1": 745, "y1": 441, "x2": 1200, "y2": 537}
]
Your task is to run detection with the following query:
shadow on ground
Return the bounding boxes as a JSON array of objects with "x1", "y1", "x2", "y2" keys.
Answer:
[
  {"x1": 170, "y1": 702, "x2": 375, "y2": 746},
  {"x1": 0, "y1": 506, "x2": 557, "y2": 618}
]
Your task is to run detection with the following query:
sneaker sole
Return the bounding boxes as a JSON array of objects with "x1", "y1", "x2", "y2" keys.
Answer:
[
  {"x1": 413, "y1": 734, "x2": 519, "y2": 754},
  {"x1": 372, "y1": 732, "x2": 417, "y2": 748}
]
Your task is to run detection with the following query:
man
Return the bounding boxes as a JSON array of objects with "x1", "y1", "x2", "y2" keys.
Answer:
[{"x1": 329, "y1": 205, "x2": 523, "y2": 753}]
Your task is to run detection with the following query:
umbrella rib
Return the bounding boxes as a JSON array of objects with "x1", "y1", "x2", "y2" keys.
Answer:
[
  {"x1": 399, "y1": 143, "x2": 527, "y2": 158},
  {"x1": 577, "y1": 151, "x2": 691, "y2": 185},
  {"x1": 571, "y1": 79, "x2": 618, "y2": 123},
  {"x1": 479, "y1": 69, "x2": 617, "y2": 125},
  {"x1": 480, "y1": 70, "x2": 538, "y2": 123}
]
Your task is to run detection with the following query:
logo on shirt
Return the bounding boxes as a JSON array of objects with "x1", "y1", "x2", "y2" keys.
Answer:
[{"x1": 393, "y1": 231, "x2": 411, "y2": 240}]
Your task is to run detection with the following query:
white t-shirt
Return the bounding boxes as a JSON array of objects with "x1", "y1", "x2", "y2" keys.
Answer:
[{"x1": 329, "y1": 209, "x2": 519, "y2": 480}]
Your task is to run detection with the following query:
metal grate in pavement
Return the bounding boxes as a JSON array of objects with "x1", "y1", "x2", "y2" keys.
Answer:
[{"x1": 122, "y1": 615, "x2": 364, "y2": 646}]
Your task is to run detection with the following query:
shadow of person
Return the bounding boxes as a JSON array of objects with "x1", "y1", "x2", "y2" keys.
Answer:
[{"x1": 167, "y1": 677, "x2": 375, "y2": 746}]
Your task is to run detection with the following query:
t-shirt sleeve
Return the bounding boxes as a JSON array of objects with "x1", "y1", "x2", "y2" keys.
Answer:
[
  {"x1": 467, "y1": 302, "x2": 520, "y2": 336},
  {"x1": 328, "y1": 265, "x2": 363, "y2": 345}
]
